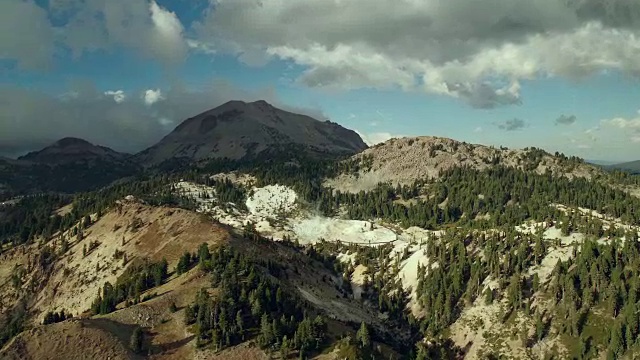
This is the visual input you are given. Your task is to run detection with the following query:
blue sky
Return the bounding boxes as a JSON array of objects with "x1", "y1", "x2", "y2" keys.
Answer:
[{"x1": 2, "y1": 0, "x2": 640, "y2": 162}]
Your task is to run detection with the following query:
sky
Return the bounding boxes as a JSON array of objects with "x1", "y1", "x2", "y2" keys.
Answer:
[{"x1": 2, "y1": 0, "x2": 640, "y2": 162}]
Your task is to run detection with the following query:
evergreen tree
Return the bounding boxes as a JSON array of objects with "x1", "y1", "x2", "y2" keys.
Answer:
[
  {"x1": 356, "y1": 322, "x2": 371, "y2": 349},
  {"x1": 130, "y1": 326, "x2": 143, "y2": 354}
]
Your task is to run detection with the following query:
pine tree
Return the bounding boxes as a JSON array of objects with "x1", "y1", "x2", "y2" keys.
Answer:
[
  {"x1": 236, "y1": 310, "x2": 244, "y2": 340},
  {"x1": 356, "y1": 321, "x2": 371, "y2": 349},
  {"x1": 198, "y1": 243, "x2": 211, "y2": 265},
  {"x1": 485, "y1": 287, "x2": 494, "y2": 305},
  {"x1": 608, "y1": 322, "x2": 624, "y2": 359},
  {"x1": 535, "y1": 312, "x2": 545, "y2": 341},
  {"x1": 280, "y1": 335, "x2": 291, "y2": 358},
  {"x1": 259, "y1": 313, "x2": 274, "y2": 348},
  {"x1": 130, "y1": 326, "x2": 143, "y2": 354}
]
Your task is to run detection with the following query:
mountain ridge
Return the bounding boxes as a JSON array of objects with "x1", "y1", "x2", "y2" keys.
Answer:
[
  {"x1": 18, "y1": 137, "x2": 131, "y2": 165},
  {"x1": 135, "y1": 100, "x2": 368, "y2": 165},
  {"x1": 606, "y1": 159, "x2": 640, "y2": 174},
  {"x1": 325, "y1": 135, "x2": 602, "y2": 193}
]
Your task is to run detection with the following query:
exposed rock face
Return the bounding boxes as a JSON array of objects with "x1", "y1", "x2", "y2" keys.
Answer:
[{"x1": 136, "y1": 100, "x2": 367, "y2": 165}]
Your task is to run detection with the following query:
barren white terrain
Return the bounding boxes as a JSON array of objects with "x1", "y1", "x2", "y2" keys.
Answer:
[{"x1": 175, "y1": 180, "x2": 426, "y2": 247}]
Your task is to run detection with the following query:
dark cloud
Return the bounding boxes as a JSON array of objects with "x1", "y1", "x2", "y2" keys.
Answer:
[
  {"x1": 555, "y1": 114, "x2": 577, "y2": 125},
  {"x1": 0, "y1": 80, "x2": 329, "y2": 157},
  {"x1": 495, "y1": 118, "x2": 527, "y2": 131},
  {"x1": 194, "y1": 0, "x2": 640, "y2": 107},
  {"x1": 1, "y1": 0, "x2": 188, "y2": 69},
  {"x1": 446, "y1": 82, "x2": 522, "y2": 109}
]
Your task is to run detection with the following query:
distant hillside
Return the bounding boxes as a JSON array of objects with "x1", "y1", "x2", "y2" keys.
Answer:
[
  {"x1": 136, "y1": 100, "x2": 367, "y2": 166},
  {"x1": 1, "y1": 138, "x2": 139, "y2": 194},
  {"x1": 586, "y1": 159, "x2": 619, "y2": 166},
  {"x1": 606, "y1": 160, "x2": 640, "y2": 174},
  {"x1": 18, "y1": 137, "x2": 129, "y2": 165},
  {"x1": 325, "y1": 136, "x2": 602, "y2": 193}
]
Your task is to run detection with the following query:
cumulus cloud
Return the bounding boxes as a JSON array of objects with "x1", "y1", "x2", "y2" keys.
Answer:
[
  {"x1": 601, "y1": 116, "x2": 640, "y2": 130},
  {"x1": 144, "y1": 89, "x2": 164, "y2": 106},
  {"x1": 104, "y1": 90, "x2": 126, "y2": 103},
  {"x1": 555, "y1": 114, "x2": 577, "y2": 125},
  {"x1": 8, "y1": 0, "x2": 640, "y2": 108},
  {"x1": 0, "y1": 0, "x2": 54, "y2": 70},
  {"x1": 148, "y1": 1, "x2": 187, "y2": 64},
  {"x1": 1, "y1": 0, "x2": 188, "y2": 68},
  {"x1": 194, "y1": 0, "x2": 640, "y2": 107},
  {"x1": 495, "y1": 118, "x2": 527, "y2": 131},
  {"x1": 600, "y1": 112, "x2": 640, "y2": 144},
  {"x1": 0, "y1": 80, "x2": 330, "y2": 157},
  {"x1": 354, "y1": 131, "x2": 402, "y2": 146},
  {"x1": 187, "y1": 39, "x2": 217, "y2": 55}
]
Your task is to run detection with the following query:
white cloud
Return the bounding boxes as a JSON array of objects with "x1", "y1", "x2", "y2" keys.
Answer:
[
  {"x1": 148, "y1": 0, "x2": 187, "y2": 64},
  {"x1": 474, "y1": 126, "x2": 483, "y2": 133},
  {"x1": 195, "y1": 0, "x2": 640, "y2": 107},
  {"x1": 355, "y1": 130, "x2": 402, "y2": 146},
  {"x1": 599, "y1": 113, "x2": 640, "y2": 145},
  {"x1": 144, "y1": 89, "x2": 164, "y2": 106},
  {"x1": 187, "y1": 39, "x2": 217, "y2": 55},
  {"x1": 104, "y1": 90, "x2": 126, "y2": 103},
  {"x1": 1, "y1": 0, "x2": 188, "y2": 68},
  {"x1": 601, "y1": 117, "x2": 640, "y2": 129}
]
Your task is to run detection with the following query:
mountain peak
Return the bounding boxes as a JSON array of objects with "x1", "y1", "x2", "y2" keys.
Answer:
[
  {"x1": 136, "y1": 100, "x2": 367, "y2": 165},
  {"x1": 53, "y1": 137, "x2": 94, "y2": 148},
  {"x1": 18, "y1": 137, "x2": 128, "y2": 164},
  {"x1": 217, "y1": 99, "x2": 273, "y2": 111},
  {"x1": 250, "y1": 99, "x2": 272, "y2": 107}
]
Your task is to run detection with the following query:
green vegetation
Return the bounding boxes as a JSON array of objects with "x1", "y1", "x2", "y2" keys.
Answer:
[
  {"x1": 91, "y1": 258, "x2": 168, "y2": 314},
  {"x1": 0, "y1": 300, "x2": 27, "y2": 348},
  {"x1": 42, "y1": 310, "x2": 70, "y2": 325},
  {"x1": 130, "y1": 326, "x2": 144, "y2": 354},
  {"x1": 182, "y1": 243, "x2": 328, "y2": 355},
  {"x1": 0, "y1": 158, "x2": 140, "y2": 195},
  {"x1": 3, "y1": 143, "x2": 640, "y2": 358},
  {"x1": 324, "y1": 166, "x2": 640, "y2": 229}
]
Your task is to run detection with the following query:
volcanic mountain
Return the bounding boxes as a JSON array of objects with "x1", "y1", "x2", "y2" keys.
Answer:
[
  {"x1": 136, "y1": 100, "x2": 367, "y2": 165},
  {"x1": 18, "y1": 137, "x2": 129, "y2": 165},
  {"x1": 3, "y1": 138, "x2": 138, "y2": 194}
]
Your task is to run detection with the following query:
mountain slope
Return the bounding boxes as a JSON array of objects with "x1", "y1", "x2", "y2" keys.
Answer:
[
  {"x1": 136, "y1": 100, "x2": 367, "y2": 165},
  {"x1": 18, "y1": 137, "x2": 129, "y2": 165},
  {"x1": 1, "y1": 138, "x2": 139, "y2": 194},
  {"x1": 607, "y1": 159, "x2": 640, "y2": 174},
  {"x1": 0, "y1": 197, "x2": 408, "y2": 359},
  {"x1": 325, "y1": 136, "x2": 602, "y2": 193}
]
